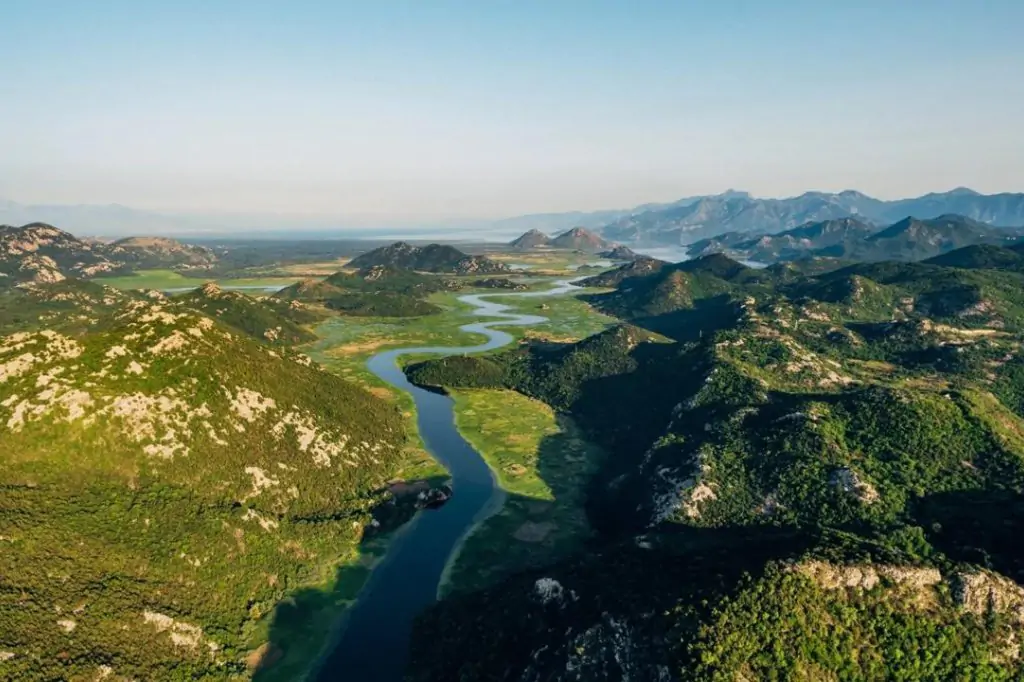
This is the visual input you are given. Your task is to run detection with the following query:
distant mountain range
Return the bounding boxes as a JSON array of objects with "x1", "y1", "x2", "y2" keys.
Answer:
[
  {"x1": 596, "y1": 188, "x2": 1024, "y2": 246},
  {"x1": 5, "y1": 187, "x2": 1024, "y2": 247},
  {"x1": 688, "y1": 214, "x2": 1024, "y2": 264}
]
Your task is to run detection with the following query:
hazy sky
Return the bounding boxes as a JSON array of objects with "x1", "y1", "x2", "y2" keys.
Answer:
[{"x1": 2, "y1": 1, "x2": 1023, "y2": 221}]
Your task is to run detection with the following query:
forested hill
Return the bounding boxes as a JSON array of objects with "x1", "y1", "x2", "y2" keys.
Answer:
[
  {"x1": 347, "y1": 241, "x2": 510, "y2": 275},
  {"x1": 0, "y1": 223, "x2": 216, "y2": 283},
  {"x1": 403, "y1": 252, "x2": 1024, "y2": 681},
  {"x1": 0, "y1": 278, "x2": 422, "y2": 680},
  {"x1": 688, "y1": 213, "x2": 1024, "y2": 264}
]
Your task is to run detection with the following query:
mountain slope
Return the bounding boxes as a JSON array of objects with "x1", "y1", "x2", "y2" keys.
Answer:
[
  {"x1": 348, "y1": 242, "x2": 509, "y2": 274},
  {"x1": 177, "y1": 283, "x2": 321, "y2": 345},
  {"x1": 598, "y1": 189, "x2": 1024, "y2": 246},
  {"x1": 275, "y1": 266, "x2": 451, "y2": 317},
  {"x1": 887, "y1": 188, "x2": 1024, "y2": 226},
  {"x1": 106, "y1": 236, "x2": 216, "y2": 270},
  {"x1": 1, "y1": 223, "x2": 120, "y2": 281},
  {"x1": 690, "y1": 215, "x2": 1022, "y2": 264},
  {"x1": 693, "y1": 217, "x2": 876, "y2": 262},
  {"x1": 1, "y1": 223, "x2": 218, "y2": 283},
  {"x1": 0, "y1": 294, "x2": 419, "y2": 680},
  {"x1": 509, "y1": 229, "x2": 551, "y2": 249},
  {"x1": 925, "y1": 243, "x2": 1024, "y2": 270},
  {"x1": 601, "y1": 192, "x2": 880, "y2": 245},
  {"x1": 598, "y1": 245, "x2": 640, "y2": 260},
  {"x1": 577, "y1": 256, "x2": 669, "y2": 289},
  {"x1": 549, "y1": 227, "x2": 613, "y2": 253},
  {"x1": 811, "y1": 215, "x2": 1019, "y2": 262},
  {"x1": 402, "y1": 253, "x2": 1024, "y2": 681}
]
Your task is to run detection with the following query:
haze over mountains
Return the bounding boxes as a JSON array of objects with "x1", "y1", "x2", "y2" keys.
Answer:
[
  {"x1": 0, "y1": 222, "x2": 217, "y2": 283},
  {"x1": 5, "y1": 188, "x2": 1024, "y2": 243},
  {"x1": 688, "y1": 215, "x2": 1024, "y2": 264}
]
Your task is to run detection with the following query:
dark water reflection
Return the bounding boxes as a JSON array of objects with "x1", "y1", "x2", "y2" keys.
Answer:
[{"x1": 315, "y1": 280, "x2": 580, "y2": 682}]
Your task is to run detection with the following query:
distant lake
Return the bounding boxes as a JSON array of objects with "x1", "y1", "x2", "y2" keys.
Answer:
[{"x1": 630, "y1": 245, "x2": 767, "y2": 268}]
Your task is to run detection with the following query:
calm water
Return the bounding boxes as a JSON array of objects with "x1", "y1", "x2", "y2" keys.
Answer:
[{"x1": 314, "y1": 280, "x2": 580, "y2": 682}]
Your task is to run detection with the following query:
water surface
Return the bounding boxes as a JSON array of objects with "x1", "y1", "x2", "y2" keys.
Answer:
[{"x1": 315, "y1": 280, "x2": 580, "y2": 682}]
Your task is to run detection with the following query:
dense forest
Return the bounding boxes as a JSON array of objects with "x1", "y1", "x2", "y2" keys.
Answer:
[
  {"x1": 404, "y1": 249, "x2": 1024, "y2": 680},
  {"x1": 0, "y1": 278, "x2": 431, "y2": 680}
]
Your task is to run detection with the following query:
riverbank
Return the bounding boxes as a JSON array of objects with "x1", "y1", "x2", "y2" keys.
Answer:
[
  {"x1": 311, "y1": 280, "x2": 589, "y2": 682},
  {"x1": 437, "y1": 389, "x2": 605, "y2": 596}
]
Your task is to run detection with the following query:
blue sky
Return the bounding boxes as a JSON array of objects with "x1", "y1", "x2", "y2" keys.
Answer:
[{"x1": 2, "y1": 1, "x2": 1023, "y2": 221}]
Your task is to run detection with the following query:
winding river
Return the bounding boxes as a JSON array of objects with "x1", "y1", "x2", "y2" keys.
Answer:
[{"x1": 314, "y1": 279, "x2": 581, "y2": 682}]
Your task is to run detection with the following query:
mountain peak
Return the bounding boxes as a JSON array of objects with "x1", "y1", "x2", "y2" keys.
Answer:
[
  {"x1": 509, "y1": 229, "x2": 552, "y2": 249},
  {"x1": 348, "y1": 241, "x2": 509, "y2": 274},
  {"x1": 549, "y1": 227, "x2": 612, "y2": 253},
  {"x1": 948, "y1": 186, "x2": 981, "y2": 196}
]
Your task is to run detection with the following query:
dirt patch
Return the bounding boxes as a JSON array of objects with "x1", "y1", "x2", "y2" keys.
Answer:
[
  {"x1": 246, "y1": 641, "x2": 283, "y2": 671},
  {"x1": 388, "y1": 480, "x2": 430, "y2": 497},
  {"x1": 367, "y1": 386, "x2": 394, "y2": 400},
  {"x1": 503, "y1": 463, "x2": 529, "y2": 476},
  {"x1": 523, "y1": 330, "x2": 582, "y2": 344},
  {"x1": 326, "y1": 338, "x2": 393, "y2": 355},
  {"x1": 513, "y1": 521, "x2": 557, "y2": 543}
]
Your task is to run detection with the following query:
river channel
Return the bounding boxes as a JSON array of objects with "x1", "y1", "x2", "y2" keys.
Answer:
[{"x1": 314, "y1": 279, "x2": 580, "y2": 682}]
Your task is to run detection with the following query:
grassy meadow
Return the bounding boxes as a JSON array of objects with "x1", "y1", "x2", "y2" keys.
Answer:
[
  {"x1": 439, "y1": 389, "x2": 605, "y2": 595},
  {"x1": 96, "y1": 268, "x2": 303, "y2": 291}
]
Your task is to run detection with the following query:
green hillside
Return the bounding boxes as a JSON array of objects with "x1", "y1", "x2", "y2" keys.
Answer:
[
  {"x1": 347, "y1": 242, "x2": 509, "y2": 275},
  {"x1": 0, "y1": 290, "x2": 421, "y2": 680},
  {"x1": 403, "y1": 251, "x2": 1024, "y2": 680},
  {"x1": 178, "y1": 282, "x2": 322, "y2": 345},
  {"x1": 275, "y1": 266, "x2": 451, "y2": 317}
]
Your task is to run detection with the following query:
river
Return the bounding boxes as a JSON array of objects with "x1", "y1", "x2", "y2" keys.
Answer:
[{"x1": 313, "y1": 279, "x2": 582, "y2": 682}]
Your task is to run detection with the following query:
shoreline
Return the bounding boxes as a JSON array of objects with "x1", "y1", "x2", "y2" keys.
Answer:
[
  {"x1": 299, "y1": 513, "x2": 426, "y2": 682},
  {"x1": 308, "y1": 278, "x2": 583, "y2": 681},
  {"x1": 435, "y1": 485, "x2": 508, "y2": 598}
]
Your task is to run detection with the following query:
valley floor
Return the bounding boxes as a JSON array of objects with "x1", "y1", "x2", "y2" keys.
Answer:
[
  {"x1": 253, "y1": 280, "x2": 615, "y2": 678},
  {"x1": 439, "y1": 389, "x2": 605, "y2": 595}
]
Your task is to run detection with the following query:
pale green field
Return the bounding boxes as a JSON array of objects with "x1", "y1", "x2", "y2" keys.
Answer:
[
  {"x1": 95, "y1": 268, "x2": 304, "y2": 291},
  {"x1": 486, "y1": 248, "x2": 610, "y2": 274},
  {"x1": 302, "y1": 284, "x2": 616, "y2": 389},
  {"x1": 251, "y1": 280, "x2": 618, "y2": 677},
  {"x1": 440, "y1": 389, "x2": 605, "y2": 595}
]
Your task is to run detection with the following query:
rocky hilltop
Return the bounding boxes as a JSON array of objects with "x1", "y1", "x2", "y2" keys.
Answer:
[
  {"x1": 106, "y1": 235, "x2": 217, "y2": 270},
  {"x1": 549, "y1": 227, "x2": 613, "y2": 253},
  {"x1": 509, "y1": 229, "x2": 551, "y2": 249},
  {"x1": 0, "y1": 223, "x2": 216, "y2": 284},
  {"x1": 598, "y1": 245, "x2": 640, "y2": 261},
  {"x1": 0, "y1": 279, "x2": 421, "y2": 680}
]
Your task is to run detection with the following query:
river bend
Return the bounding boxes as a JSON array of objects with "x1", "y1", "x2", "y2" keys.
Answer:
[{"x1": 315, "y1": 280, "x2": 580, "y2": 682}]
